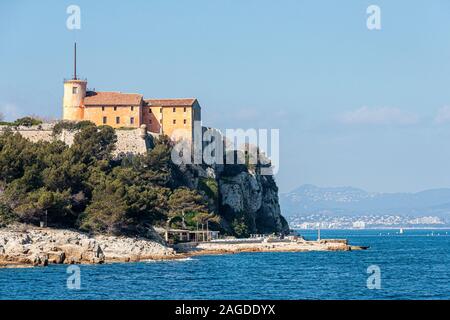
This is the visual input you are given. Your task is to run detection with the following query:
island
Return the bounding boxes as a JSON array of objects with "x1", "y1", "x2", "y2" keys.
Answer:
[{"x1": 0, "y1": 118, "x2": 366, "y2": 268}]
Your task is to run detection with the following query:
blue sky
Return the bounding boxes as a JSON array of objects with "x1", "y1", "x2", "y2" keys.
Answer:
[{"x1": 1, "y1": 0, "x2": 450, "y2": 193}]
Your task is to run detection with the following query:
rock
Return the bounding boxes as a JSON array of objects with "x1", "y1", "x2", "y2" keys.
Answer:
[
  {"x1": 0, "y1": 224, "x2": 175, "y2": 267},
  {"x1": 218, "y1": 171, "x2": 289, "y2": 235},
  {"x1": 32, "y1": 255, "x2": 40, "y2": 266},
  {"x1": 48, "y1": 251, "x2": 66, "y2": 264},
  {"x1": 205, "y1": 167, "x2": 216, "y2": 179},
  {"x1": 20, "y1": 234, "x2": 32, "y2": 245}
]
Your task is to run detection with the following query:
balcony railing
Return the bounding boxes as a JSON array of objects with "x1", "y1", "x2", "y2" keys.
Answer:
[{"x1": 63, "y1": 77, "x2": 87, "y2": 83}]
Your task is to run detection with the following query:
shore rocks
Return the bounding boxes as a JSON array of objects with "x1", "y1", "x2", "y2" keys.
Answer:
[
  {"x1": 0, "y1": 225, "x2": 365, "y2": 268},
  {"x1": 0, "y1": 224, "x2": 176, "y2": 267}
]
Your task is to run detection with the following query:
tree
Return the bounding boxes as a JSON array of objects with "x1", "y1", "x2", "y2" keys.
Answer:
[
  {"x1": 13, "y1": 116, "x2": 42, "y2": 127},
  {"x1": 0, "y1": 131, "x2": 30, "y2": 183},
  {"x1": 168, "y1": 188, "x2": 208, "y2": 218},
  {"x1": 80, "y1": 191, "x2": 129, "y2": 235},
  {"x1": 166, "y1": 187, "x2": 209, "y2": 230},
  {"x1": 9, "y1": 188, "x2": 72, "y2": 225},
  {"x1": 70, "y1": 125, "x2": 117, "y2": 165},
  {"x1": 52, "y1": 120, "x2": 95, "y2": 135},
  {"x1": 0, "y1": 122, "x2": 228, "y2": 236},
  {"x1": 191, "y1": 212, "x2": 220, "y2": 224},
  {"x1": 139, "y1": 136, "x2": 180, "y2": 187},
  {"x1": 232, "y1": 217, "x2": 250, "y2": 238},
  {"x1": 79, "y1": 168, "x2": 170, "y2": 235},
  {"x1": 0, "y1": 201, "x2": 16, "y2": 226}
]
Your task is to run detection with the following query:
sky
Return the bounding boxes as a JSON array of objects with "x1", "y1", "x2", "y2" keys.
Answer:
[{"x1": 1, "y1": 0, "x2": 450, "y2": 193}]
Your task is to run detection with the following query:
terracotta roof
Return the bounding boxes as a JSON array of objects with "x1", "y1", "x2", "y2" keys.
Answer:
[
  {"x1": 84, "y1": 91, "x2": 143, "y2": 106},
  {"x1": 145, "y1": 98, "x2": 197, "y2": 107}
]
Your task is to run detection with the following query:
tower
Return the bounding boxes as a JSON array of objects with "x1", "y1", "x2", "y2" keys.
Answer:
[{"x1": 63, "y1": 43, "x2": 86, "y2": 121}]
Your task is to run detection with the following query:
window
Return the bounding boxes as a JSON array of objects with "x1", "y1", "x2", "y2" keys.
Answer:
[
  {"x1": 114, "y1": 106, "x2": 117, "y2": 111},
  {"x1": 160, "y1": 108, "x2": 163, "y2": 113},
  {"x1": 183, "y1": 119, "x2": 187, "y2": 125},
  {"x1": 131, "y1": 106, "x2": 134, "y2": 111},
  {"x1": 149, "y1": 108, "x2": 152, "y2": 113},
  {"x1": 116, "y1": 117, "x2": 120, "y2": 124},
  {"x1": 183, "y1": 107, "x2": 187, "y2": 112},
  {"x1": 130, "y1": 117, "x2": 134, "y2": 124},
  {"x1": 103, "y1": 117, "x2": 107, "y2": 124},
  {"x1": 149, "y1": 120, "x2": 152, "y2": 124},
  {"x1": 173, "y1": 107, "x2": 176, "y2": 112},
  {"x1": 173, "y1": 119, "x2": 176, "y2": 124},
  {"x1": 72, "y1": 87, "x2": 78, "y2": 94},
  {"x1": 102, "y1": 106, "x2": 105, "y2": 111}
]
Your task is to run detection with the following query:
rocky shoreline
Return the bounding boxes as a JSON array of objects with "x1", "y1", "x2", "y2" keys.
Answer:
[
  {"x1": 0, "y1": 225, "x2": 366, "y2": 268},
  {"x1": 0, "y1": 225, "x2": 176, "y2": 268}
]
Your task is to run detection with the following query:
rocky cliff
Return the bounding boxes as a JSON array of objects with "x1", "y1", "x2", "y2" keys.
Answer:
[
  {"x1": 180, "y1": 161, "x2": 289, "y2": 236},
  {"x1": 218, "y1": 171, "x2": 289, "y2": 235}
]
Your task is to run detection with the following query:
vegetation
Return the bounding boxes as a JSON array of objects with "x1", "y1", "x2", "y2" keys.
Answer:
[
  {"x1": 116, "y1": 127, "x2": 136, "y2": 131},
  {"x1": 0, "y1": 116, "x2": 43, "y2": 127},
  {"x1": 52, "y1": 120, "x2": 96, "y2": 135},
  {"x1": 198, "y1": 178, "x2": 219, "y2": 203},
  {"x1": 0, "y1": 202, "x2": 16, "y2": 227},
  {"x1": 231, "y1": 217, "x2": 250, "y2": 238},
  {"x1": 0, "y1": 124, "x2": 215, "y2": 236}
]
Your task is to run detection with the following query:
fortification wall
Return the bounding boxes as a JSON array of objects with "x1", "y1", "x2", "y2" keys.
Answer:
[
  {"x1": 9, "y1": 129, "x2": 54, "y2": 143},
  {"x1": 0, "y1": 124, "x2": 152, "y2": 156},
  {"x1": 114, "y1": 129, "x2": 154, "y2": 156}
]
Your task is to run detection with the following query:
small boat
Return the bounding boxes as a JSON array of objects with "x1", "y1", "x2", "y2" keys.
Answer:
[{"x1": 399, "y1": 228, "x2": 404, "y2": 234}]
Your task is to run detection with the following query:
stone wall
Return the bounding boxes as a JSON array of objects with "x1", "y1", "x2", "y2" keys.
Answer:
[
  {"x1": 7, "y1": 128, "x2": 54, "y2": 143},
  {"x1": 0, "y1": 124, "x2": 152, "y2": 156},
  {"x1": 114, "y1": 129, "x2": 154, "y2": 156}
]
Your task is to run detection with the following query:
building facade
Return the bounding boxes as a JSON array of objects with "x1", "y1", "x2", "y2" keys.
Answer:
[{"x1": 63, "y1": 77, "x2": 201, "y2": 141}]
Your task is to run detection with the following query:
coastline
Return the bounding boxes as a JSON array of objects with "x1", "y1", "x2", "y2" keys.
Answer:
[
  {"x1": 176, "y1": 238, "x2": 367, "y2": 256},
  {"x1": 292, "y1": 227, "x2": 450, "y2": 230},
  {"x1": 0, "y1": 225, "x2": 366, "y2": 268}
]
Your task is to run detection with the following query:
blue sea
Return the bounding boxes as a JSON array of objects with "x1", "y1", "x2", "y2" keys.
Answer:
[{"x1": 0, "y1": 229, "x2": 449, "y2": 300}]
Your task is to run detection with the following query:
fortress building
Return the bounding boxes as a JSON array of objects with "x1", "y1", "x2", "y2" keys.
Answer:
[{"x1": 63, "y1": 44, "x2": 201, "y2": 141}]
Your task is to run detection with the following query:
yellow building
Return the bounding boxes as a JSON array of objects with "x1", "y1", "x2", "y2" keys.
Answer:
[{"x1": 62, "y1": 44, "x2": 201, "y2": 141}]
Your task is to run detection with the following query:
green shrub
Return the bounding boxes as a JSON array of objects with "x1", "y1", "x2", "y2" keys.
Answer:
[
  {"x1": 13, "y1": 117, "x2": 43, "y2": 127},
  {"x1": 52, "y1": 120, "x2": 95, "y2": 135},
  {"x1": 198, "y1": 177, "x2": 218, "y2": 202},
  {"x1": 232, "y1": 216, "x2": 250, "y2": 238},
  {"x1": 0, "y1": 202, "x2": 17, "y2": 226},
  {"x1": 0, "y1": 117, "x2": 42, "y2": 127}
]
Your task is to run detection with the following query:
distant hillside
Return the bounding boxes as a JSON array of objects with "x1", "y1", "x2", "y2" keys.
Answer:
[{"x1": 280, "y1": 184, "x2": 450, "y2": 217}]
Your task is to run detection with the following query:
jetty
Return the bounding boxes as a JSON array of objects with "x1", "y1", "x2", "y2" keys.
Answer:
[{"x1": 173, "y1": 234, "x2": 368, "y2": 256}]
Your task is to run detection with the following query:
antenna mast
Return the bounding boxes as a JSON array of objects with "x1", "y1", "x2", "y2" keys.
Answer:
[{"x1": 74, "y1": 42, "x2": 77, "y2": 80}]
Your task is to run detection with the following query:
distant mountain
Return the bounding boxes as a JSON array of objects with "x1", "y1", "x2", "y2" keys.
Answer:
[{"x1": 280, "y1": 184, "x2": 450, "y2": 217}]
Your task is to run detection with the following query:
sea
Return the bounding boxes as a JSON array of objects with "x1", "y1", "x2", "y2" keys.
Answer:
[{"x1": 0, "y1": 229, "x2": 449, "y2": 300}]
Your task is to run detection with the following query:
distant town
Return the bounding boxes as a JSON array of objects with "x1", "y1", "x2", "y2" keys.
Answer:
[
  {"x1": 287, "y1": 214, "x2": 449, "y2": 229},
  {"x1": 281, "y1": 184, "x2": 450, "y2": 229}
]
